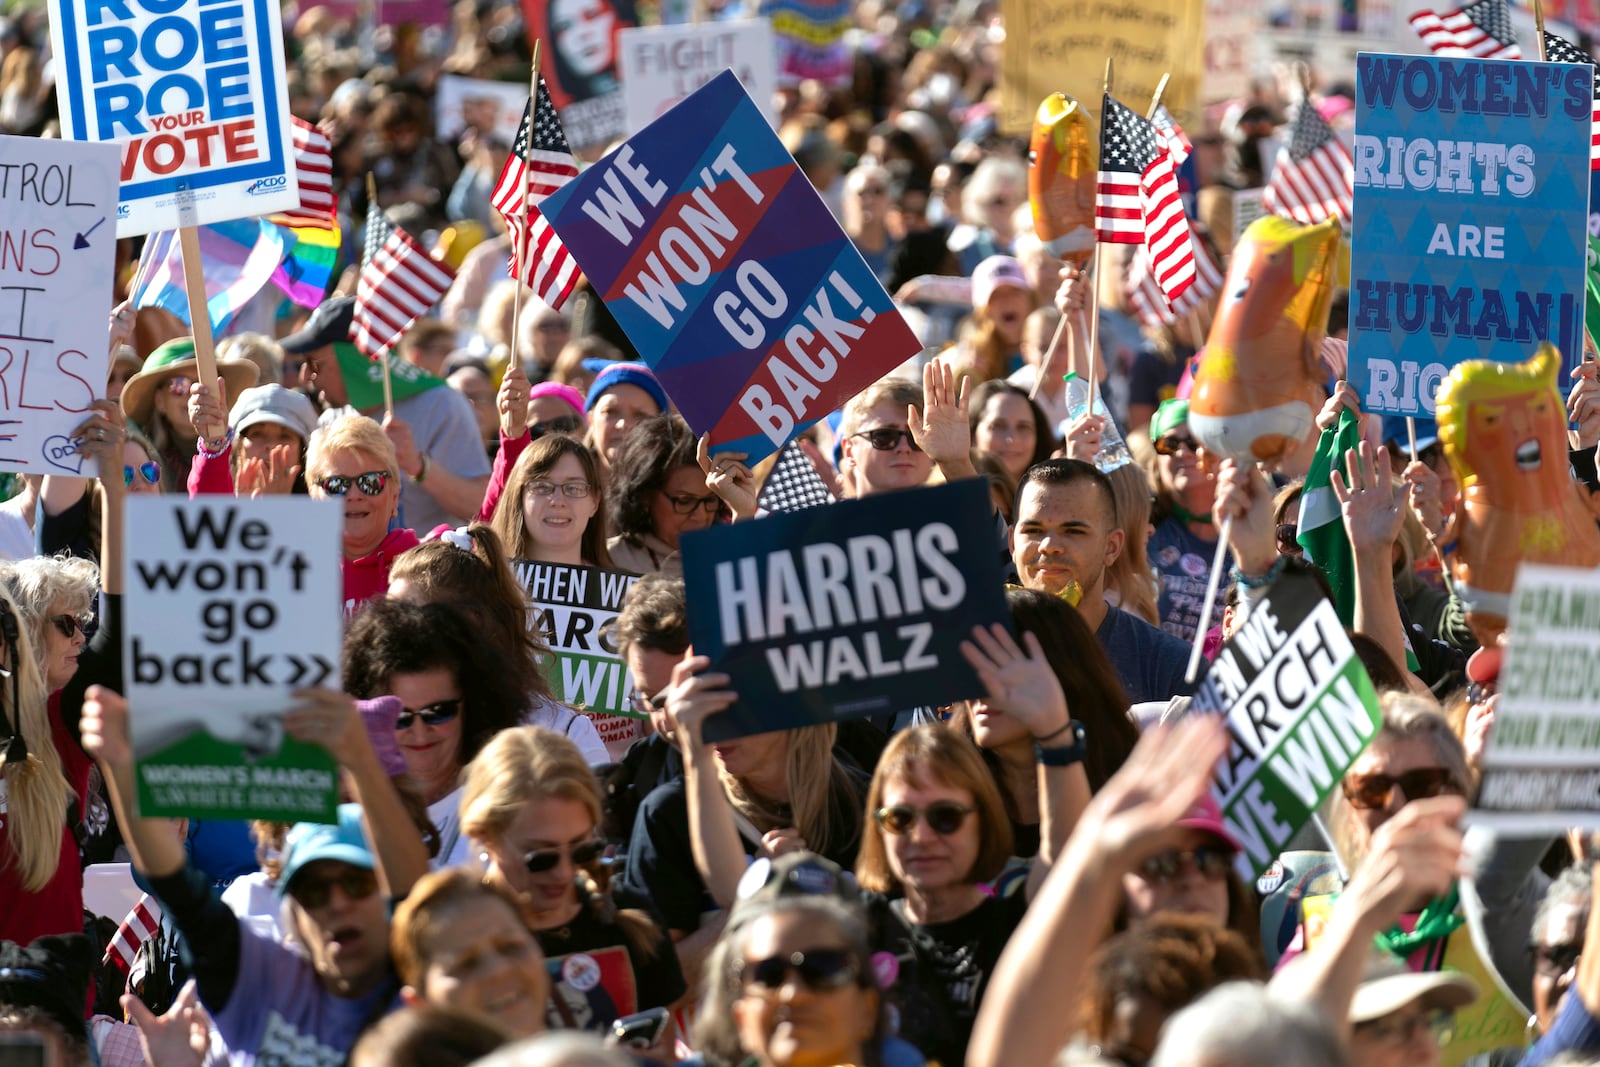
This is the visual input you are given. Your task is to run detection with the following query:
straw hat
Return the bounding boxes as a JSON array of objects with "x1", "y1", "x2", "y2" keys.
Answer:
[{"x1": 120, "y1": 338, "x2": 260, "y2": 431}]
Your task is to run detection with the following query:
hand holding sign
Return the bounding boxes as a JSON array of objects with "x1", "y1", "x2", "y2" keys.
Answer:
[
  {"x1": 663, "y1": 655, "x2": 736, "y2": 751},
  {"x1": 187, "y1": 379, "x2": 228, "y2": 446},
  {"x1": 282, "y1": 688, "x2": 364, "y2": 766},
  {"x1": 1401, "y1": 460, "x2": 1446, "y2": 545},
  {"x1": 80, "y1": 684, "x2": 132, "y2": 770},
  {"x1": 1568, "y1": 359, "x2": 1600, "y2": 450},
  {"x1": 959, "y1": 624, "x2": 1071, "y2": 742},
  {"x1": 70, "y1": 400, "x2": 126, "y2": 473},
  {"x1": 697, "y1": 434, "x2": 757, "y2": 522}
]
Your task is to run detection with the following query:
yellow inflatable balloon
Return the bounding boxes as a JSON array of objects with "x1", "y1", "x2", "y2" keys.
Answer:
[
  {"x1": 1436, "y1": 343, "x2": 1600, "y2": 644},
  {"x1": 1188, "y1": 215, "x2": 1342, "y2": 462}
]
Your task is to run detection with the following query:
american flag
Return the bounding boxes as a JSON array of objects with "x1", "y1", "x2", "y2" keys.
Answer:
[
  {"x1": 274, "y1": 117, "x2": 337, "y2": 226},
  {"x1": 1127, "y1": 227, "x2": 1224, "y2": 330},
  {"x1": 1096, "y1": 94, "x2": 1199, "y2": 305},
  {"x1": 492, "y1": 78, "x2": 582, "y2": 310},
  {"x1": 1409, "y1": 0, "x2": 1522, "y2": 58},
  {"x1": 350, "y1": 209, "x2": 456, "y2": 361},
  {"x1": 1545, "y1": 31, "x2": 1600, "y2": 171},
  {"x1": 103, "y1": 894, "x2": 161, "y2": 976},
  {"x1": 1262, "y1": 100, "x2": 1354, "y2": 229},
  {"x1": 1151, "y1": 104, "x2": 1193, "y2": 167}
]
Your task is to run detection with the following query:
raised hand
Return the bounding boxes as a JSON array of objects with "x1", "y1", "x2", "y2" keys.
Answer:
[
  {"x1": 1061, "y1": 413, "x2": 1105, "y2": 463},
  {"x1": 663, "y1": 655, "x2": 737, "y2": 751},
  {"x1": 1331, "y1": 439, "x2": 1403, "y2": 553},
  {"x1": 125, "y1": 980, "x2": 211, "y2": 1067},
  {"x1": 1402, "y1": 459, "x2": 1445, "y2": 543},
  {"x1": 383, "y1": 413, "x2": 422, "y2": 479},
  {"x1": 1342, "y1": 794, "x2": 1466, "y2": 931},
  {"x1": 697, "y1": 433, "x2": 757, "y2": 521},
  {"x1": 498, "y1": 361, "x2": 530, "y2": 440},
  {"x1": 1570, "y1": 358, "x2": 1600, "y2": 450},
  {"x1": 1215, "y1": 457, "x2": 1278, "y2": 578},
  {"x1": 70, "y1": 400, "x2": 127, "y2": 474},
  {"x1": 909, "y1": 359, "x2": 972, "y2": 465},
  {"x1": 108, "y1": 300, "x2": 135, "y2": 355},
  {"x1": 959, "y1": 623, "x2": 1070, "y2": 740},
  {"x1": 81, "y1": 685, "x2": 133, "y2": 770},
  {"x1": 283, "y1": 687, "x2": 364, "y2": 767},
  {"x1": 187, "y1": 379, "x2": 228, "y2": 445}
]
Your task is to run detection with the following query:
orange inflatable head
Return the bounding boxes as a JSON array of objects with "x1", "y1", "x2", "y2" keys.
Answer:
[
  {"x1": 1436, "y1": 343, "x2": 1600, "y2": 642},
  {"x1": 1028, "y1": 94, "x2": 1096, "y2": 265},
  {"x1": 1187, "y1": 215, "x2": 1342, "y2": 462}
]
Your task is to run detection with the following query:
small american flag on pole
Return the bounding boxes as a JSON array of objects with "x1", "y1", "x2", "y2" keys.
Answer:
[
  {"x1": 350, "y1": 209, "x2": 456, "y2": 361},
  {"x1": 1151, "y1": 104, "x2": 1193, "y2": 167},
  {"x1": 1408, "y1": 0, "x2": 1522, "y2": 58},
  {"x1": 1544, "y1": 32, "x2": 1600, "y2": 171},
  {"x1": 492, "y1": 77, "x2": 582, "y2": 309},
  {"x1": 1127, "y1": 227, "x2": 1224, "y2": 330},
  {"x1": 1262, "y1": 100, "x2": 1353, "y2": 229},
  {"x1": 1096, "y1": 93, "x2": 1198, "y2": 305},
  {"x1": 275, "y1": 117, "x2": 337, "y2": 226}
]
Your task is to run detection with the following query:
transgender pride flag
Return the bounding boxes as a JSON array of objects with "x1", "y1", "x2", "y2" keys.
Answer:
[{"x1": 132, "y1": 219, "x2": 289, "y2": 334}]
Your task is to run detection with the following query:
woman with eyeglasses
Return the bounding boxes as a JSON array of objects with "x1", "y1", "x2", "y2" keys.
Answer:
[
  {"x1": 1144, "y1": 399, "x2": 1230, "y2": 643},
  {"x1": 607, "y1": 413, "x2": 728, "y2": 574},
  {"x1": 344, "y1": 598, "x2": 527, "y2": 868},
  {"x1": 306, "y1": 414, "x2": 420, "y2": 610},
  {"x1": 461, "y1": 727, "x2": 685, "y2": 1043},
  {"x1": 668, "y1": 622, "x2": 1088, "y2": 1066},
  {"x1": 695, "y1": 894, "x2": 886, "y2": 1067},
  {"x1": 489, "y1": 435, "x2": 614, "y2": 569}
]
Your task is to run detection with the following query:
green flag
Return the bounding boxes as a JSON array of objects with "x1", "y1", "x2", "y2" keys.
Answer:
[
  {"x1": 1586, "y1": 234, "x2": 1600, "y2": 351},
  {"x1": 333, "y1": 341, "x2": 448, "y2": 412},
  {"x1": 1296, "y1": 407, "x2": 1363, "y2": 629}
]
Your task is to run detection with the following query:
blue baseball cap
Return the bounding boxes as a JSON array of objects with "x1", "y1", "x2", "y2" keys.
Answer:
[
  {"x1": 584, "y1": 361, "x2": 669, "y2": 415},
  {"x1": 276, "y1": 803, "x2": 375, "y2": 899}
]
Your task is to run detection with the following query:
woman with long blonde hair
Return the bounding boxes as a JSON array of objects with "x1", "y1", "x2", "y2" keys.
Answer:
[{"x1": 462, "y1": 727, "x2": 684, "y2": 1043}]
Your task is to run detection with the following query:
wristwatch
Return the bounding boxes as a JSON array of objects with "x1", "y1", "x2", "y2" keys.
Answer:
[{"x1": 1035, "y1": 721, "x2": 1087, "y2": 767}]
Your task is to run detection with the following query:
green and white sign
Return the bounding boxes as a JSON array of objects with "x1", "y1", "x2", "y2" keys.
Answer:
[
  {"x1": 1474, "y1": 564, "x2": 1600, "y2": 834},
  {"x1": 125, "y1": 497, "x2": 343, "y2": 822},
  {"x1": 513, "y1": 559, "x2": 643, "y2": 758},
  {"x1": 1190, "y1": 572, "x2": 1383, "y2": 878}
]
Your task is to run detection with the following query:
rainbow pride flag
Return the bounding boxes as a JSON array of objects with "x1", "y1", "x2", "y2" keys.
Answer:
[{"x1": 270, "y1": 218, "x2": 341, "y2": 309}]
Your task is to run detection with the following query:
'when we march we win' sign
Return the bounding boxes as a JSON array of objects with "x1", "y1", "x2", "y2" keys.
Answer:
[{"x1": 1189, "y1": 572, "x2": 1383, "y2": 878}]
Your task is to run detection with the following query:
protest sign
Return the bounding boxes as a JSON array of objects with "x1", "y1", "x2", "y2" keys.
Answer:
[
  {"x1": 763, "y1": 0, "x2": 852, "y2": 88},
  {"x1": 521, "y1": 0, "x2": 637, "y2": 152},
  {"x1": 618, "y1": 20, "x2": 778, "y2": 133},
  {"x1": 540, "y1": 71, "x2": 922, "y2": 463},
  {"x1": 512, "y1": 558, "x2": 643, "y2": 759},
  {"x1": 998, "y1": 0, "x2": 1203, "y2": 135},
  {"x1": 1347, "y1": 53, "x2": 1592, "y2": 418},
  {"x1": 48, "y1": 0, "x2": 298, "y2": 237},
  {"x1": 1189, "y1": 571, "x2": 1383, "y2": 879},
  {"x1": 1233, "y1": 188, "x2": 1267, "y2": 247},
  {"x1": 1203, "y1": 0, "x2": 1255, "y2": 104},
  {"x1": 124, "y1": 497, "x2": 343, "y2": 822},
  {"x1": 1472, "y1": 564, "x2": 1600, "y2": 833},
  {"x1": 679, "y1": 479, "x2": 1010, "y2": 741},
  {"x1": 0, "y1": 137, "x2": 118, "y2": 475},
  {"x1": 435, "y1": 75, "x2": 534, "y2": 149}
]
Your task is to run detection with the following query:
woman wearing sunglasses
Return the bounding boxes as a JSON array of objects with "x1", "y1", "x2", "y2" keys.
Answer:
[
  {"x1": 461, "y1": 727, "x2": 685, "y2": 1041},
  {"x1": 1144, "y1": 399, "x2": 1230, "y2": 643},
  {"x1": 489, "y1": 435, "x2": 614, "y2": 569},
  {"x1": 118, "y1": 337, "x2": 260, "y2": 494},
  {"x1": 669, "y1": 622, "x2": 1088, "y2": 1066},
  {"x1": 695, "y1": 894, "x2": 886, "y2": 1067},
  {"x1": 607, "y1": 413, "x2": 733, "y2": 575},
  {"x1": 344, "y1": 598, "x2": 526, "y2": 868},
  {"x1": 306, "y1": 414, "x2": 420, "y2": 610}
]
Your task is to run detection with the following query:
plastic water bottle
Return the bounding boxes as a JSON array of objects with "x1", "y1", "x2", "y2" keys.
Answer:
[{"x1": 1061, "y1": 373, "x2": 1133, "y2": 473}]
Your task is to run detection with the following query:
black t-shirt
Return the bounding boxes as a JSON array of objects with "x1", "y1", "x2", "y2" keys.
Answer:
[
  {"x1": 862, "y1": 890, "x2": 1030, "y2": 1067},
  {"x1": 538, "y1": 904, "x2": 686, "y2": 1032},
  {"x1": 620, "y1": 770, "x2": 868, "y2": 934}
]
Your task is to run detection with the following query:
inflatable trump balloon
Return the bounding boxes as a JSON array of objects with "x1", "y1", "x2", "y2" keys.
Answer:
[
  {"x1": 1188, "y1": 215, "x2": 1342, "y2": 462},
  {"x1": 1028, "y1": 94, "x2": 1096, "y2": 265},
  {"x1": 1436, "y1": 344, "x2": 1600, "y2": 643}
]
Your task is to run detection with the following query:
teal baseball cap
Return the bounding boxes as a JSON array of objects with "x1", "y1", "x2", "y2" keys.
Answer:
[{"x1": 276, "y1": 803, "x2": 375, "y2": 899}]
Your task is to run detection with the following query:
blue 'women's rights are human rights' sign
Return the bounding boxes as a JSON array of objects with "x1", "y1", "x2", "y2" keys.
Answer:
[{"x1": 1348, "y1": 53, "x2": 1592, "y2": 418}]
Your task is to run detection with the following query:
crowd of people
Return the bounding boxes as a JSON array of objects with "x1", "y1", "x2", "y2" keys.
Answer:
[{"x1": 3, "y1": 1, "x2": 1600, "y2": 1066}]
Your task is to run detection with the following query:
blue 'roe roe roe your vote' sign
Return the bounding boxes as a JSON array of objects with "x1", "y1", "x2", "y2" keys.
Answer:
[{"x1": 1347, "y1": 53, "x2": 1592, "y2": 419}]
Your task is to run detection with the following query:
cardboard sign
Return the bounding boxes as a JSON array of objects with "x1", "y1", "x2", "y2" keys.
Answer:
[
  {"x1": 1232, "y1": 187, "x2": 1268, "y2": 246},
  {"x1": 998, "y1": 0, "x2": 1203, "y2": 135},
  {"x1": 540, "y1": 71, "x2": 921, "y2": 463},
  {"x1": 679, "y1": 479, "x2": 1010, "y2": 741},
  {"x1": 1190, "y1": 572, "x2": 1383, "y2": 879},
  {"x1": 513, "y1": 559, "x2": 644, "y2": 758},
  {"x1": 435, "y1": 75, "x2": 532, "y2": 150},
  {"x1": 0, "y1": 137, "x2": 118, "y2": 475},
  {"x1": 520, "y1": 0, "x2": 638, "y2": 151},
  {"x1": 1348, "y1": 53, "x2": 1593, "y2": 418},
  {"x1": 48, "y1": 0, "x2": 298, "y2": 237},
  {"x1": 618, "y1": 20, "x2": 778, "y2": 133},
  {"x1": 125, "y1": 498, "x2": 343, "y2": 821},
  {"x1": 1472, "y1": 565, "x2": 1600, "y2": 833}
]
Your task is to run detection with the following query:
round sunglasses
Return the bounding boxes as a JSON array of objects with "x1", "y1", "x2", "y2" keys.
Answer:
[
  {"x1": 316, "y1": 470, "x2": 391, "y2": 497},
  {"x1": 873, "y1": 801, "x2": 974, "y2": 836},
  {"x1": 524, "y1": 838, "x2": 606, "y2": 874},
  {"x1": 124, "y1": 461, "x2": 161, "y2": 487}
]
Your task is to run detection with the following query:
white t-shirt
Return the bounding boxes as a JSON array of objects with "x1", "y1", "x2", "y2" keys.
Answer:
[
  {"x1": 0, "y1": 494, "x2": 35, "y2": 561},
  {"x1": 526, "y1": 697, "x2": 611, "y2": 767},
  {"x1": 428, "y1": 785, "x2": 480, "y2": 870}
]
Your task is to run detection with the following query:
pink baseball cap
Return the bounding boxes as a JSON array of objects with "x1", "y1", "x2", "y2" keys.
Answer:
[
  {"x1": 972, "y1": 255, "x2": 1030, "y2": 309},
  {"x1": 1179, "y1": 793, "x2": 1242, "y2": 853}
]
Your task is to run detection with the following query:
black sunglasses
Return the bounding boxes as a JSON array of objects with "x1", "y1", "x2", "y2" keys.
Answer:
[
  {"x1": 1276, "y1": 523, "x2": 1302, "y2": 555},
  {"x1": 740, "y1": 948, "x2": 859, "y2": 993},
  {"x1": 1153, "y1": 434, "x2": 1198, "y2": 456},
  {"x1": 1532, "y1": 941, "x2": 1583, "y2": 978},
  {"x1": 873, "y1": 801, "x2": 974, "y2": 836},
  {"x1": 395, "y1": 698, "x2": 463, "y2": 731},
  {"x1": 49, "y1": 613, "x2": 92, "y2": 639},
  {"x1": 1137, "y1": 847, "x2": 1233, "y2": 885},
  {"x1": 316, "y1": 470, "x2": 391, "y2": 496},
  {"x1": 852, "y1": 427, "x2": 922, "y2": 452},
  {"x1": 524, "y1": 838, "x2": 607, "y2": 874},
  {"x1": 289, "y1": 866, "x2": 379, "y2": 910}
]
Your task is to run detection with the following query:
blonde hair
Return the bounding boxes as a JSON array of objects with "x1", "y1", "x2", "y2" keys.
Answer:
[
  {"x1": 4, "y1": 556, "x2": 99, "y2": 677},
  {"x1": 838, "y1": 378, "x2": 922, "y2": 440},
  {"x1": 0, "y1": 577, "x2": 68, "y2": 892},
  {"x1": 306, "y1": 414, "x2": 399, "y2": 483},
  {"x1": 461, "y1": 727, "x2": 661, "y2": 958},
  {"x1": 719, "y1": 724, "x2": 860, "y2": 860},
  {"x1": 1103, "y1": 463, "x2": 1159, "y2": 625}
]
